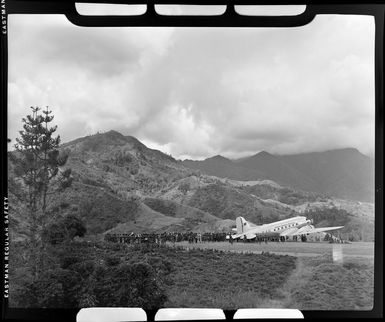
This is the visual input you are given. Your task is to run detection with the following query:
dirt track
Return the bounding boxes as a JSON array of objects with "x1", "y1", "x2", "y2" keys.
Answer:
[{"x1": 176, "y1": 241, "x2": 375, "y2": 259}]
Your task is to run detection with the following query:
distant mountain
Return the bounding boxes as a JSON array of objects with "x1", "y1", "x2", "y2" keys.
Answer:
[
  {"x1": 235, "y1": 151, "x2": 318, "y2": 192},
  {"x1": 183, "y1": 155, "x2": 265, "y2": 181},
  {"x1": 279, "y1": 148, "x2": 374, "y2": 202},
  {"x1": 183, "y1": 148, "x2": 374, "y2": 202}
]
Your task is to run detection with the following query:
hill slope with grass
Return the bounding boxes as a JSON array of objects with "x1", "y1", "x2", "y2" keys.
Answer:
[{"x1": 8, "y1": 131, "x2": 374, "y2": 240}]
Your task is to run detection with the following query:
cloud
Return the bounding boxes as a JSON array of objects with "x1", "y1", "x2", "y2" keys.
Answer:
[{"x1": 8, "y1": 14, "x2": 375, "y2": 159}]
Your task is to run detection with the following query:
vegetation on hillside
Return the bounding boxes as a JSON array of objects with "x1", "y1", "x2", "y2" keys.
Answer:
[
  {"x1": 42, "y1": 214, "x2": 87, "y2": 245},
  {"x1": 143, "y1": 197, "x2": 217, "y2": 222},
  {"x1": 9, "y1": 242, "x2": 296, "y2": 309},
  {"x1": 10, "y1": 242, "x2": 171, "y2": 308},
  {"x1": 242, "y1": 184, "x2": 328, "y2": 206},
  {"x1": 187, "y1": 182, "x2": 291, "y2": 224},
  {"x1": 61, "y1": 183, "x2": 140, "y2": 234},
  {"x1": 305, "y1": 207, "x2": 374, "y2": 242},
  {"x1": 63, "y1": 130, "x2": 193, "y2": 197}
]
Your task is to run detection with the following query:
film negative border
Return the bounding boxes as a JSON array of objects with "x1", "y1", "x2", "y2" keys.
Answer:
[{"x1": 1, "y1": 0, "x2": 384, "y2": 321}]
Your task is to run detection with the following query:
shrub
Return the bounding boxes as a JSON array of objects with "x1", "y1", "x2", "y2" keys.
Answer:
[
  {"x1": 43, "y1": 214, "x2": 86, "y2": 244},
  {"x1": 105, "y1": 255, "x2": 121, "y2": 267},
  {"x1": 16, "y1": 268, "x2": 81, "y2": 308},
  {"x1": 60, "y1": 255, "x2": 81, "y2": 269}
]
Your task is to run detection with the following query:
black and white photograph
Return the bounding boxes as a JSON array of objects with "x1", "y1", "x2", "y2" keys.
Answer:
[{"x1": 6, "y1": 7, "x2": 375, "y2": 311}]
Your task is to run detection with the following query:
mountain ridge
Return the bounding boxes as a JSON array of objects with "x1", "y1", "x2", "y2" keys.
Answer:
[
  {"x1": 8, "y1": 130, "x2": 374, "y2": 241},
  {"x1": 61, "y1": 131, "x2": 375, "y2": 202},
  {"x1": 182, "y1": 148, "x2": 374, "y2": 202}
]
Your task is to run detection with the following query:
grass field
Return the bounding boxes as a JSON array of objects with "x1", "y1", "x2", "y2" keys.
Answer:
[
  {"x1": 174, "y1": 241, "x2": 375, "y2": 258},
  {"x1": 283, "y1": 254, "x2": 374, "y2": 310},
  {"x1": 163, "y1": 247, "x2": 297, "y2": 308},
  {"x1": 168, "y1": 241, "x2": 374, "y2": 310}
]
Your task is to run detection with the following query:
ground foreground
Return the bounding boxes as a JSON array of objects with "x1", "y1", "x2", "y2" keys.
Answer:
[
  {"x1": 281, "y1": 254, "x2": 374, "y2": 310},
  {"x1": 170, "y1": 241, "x2": 374, "y2": 309},
  {"x1": 166, "y1": 242, "x2": 374, "y2": 309},
  {"x1": 9, "y1": 241, "x2": 374, "y2": 310}
]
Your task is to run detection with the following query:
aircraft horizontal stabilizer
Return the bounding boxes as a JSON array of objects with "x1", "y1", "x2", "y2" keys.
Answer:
[{"x1": 231, "y1": 233, "x2": 256, "y2": 240}]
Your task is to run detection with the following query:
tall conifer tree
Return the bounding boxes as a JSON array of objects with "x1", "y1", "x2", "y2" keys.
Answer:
[{"x1": 11, "y1": 106, "x2": 72, "y2": 277}]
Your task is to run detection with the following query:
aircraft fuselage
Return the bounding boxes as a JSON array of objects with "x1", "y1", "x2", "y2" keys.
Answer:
[{"x1": 234, "y1": 216, "x2": 312, "y2": 239}]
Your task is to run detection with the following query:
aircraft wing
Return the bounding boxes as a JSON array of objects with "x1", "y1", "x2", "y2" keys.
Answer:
[{"x1": 281, "y1": 225, "x2": 344, "y2": 237}]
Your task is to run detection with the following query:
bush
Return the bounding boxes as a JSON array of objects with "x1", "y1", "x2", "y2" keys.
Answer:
[
  {"x1": 69, "y1": 260, "x2": 96, "y2": 279},
  {"x1": 63, "y1": 214, "x2": 87, "y2": 239},
  {"x1": 105, "y1": 255, "x2": 121, "y2": 266},
  {"x1": 43, "y1": 214, "x2": 86, "y2": 244},
  {"x1": 60, "y1": 255, "x2": 81, "y2": 269},
  {"x1": 16, "y1": 268, "x2": 81, "y2": 308}
]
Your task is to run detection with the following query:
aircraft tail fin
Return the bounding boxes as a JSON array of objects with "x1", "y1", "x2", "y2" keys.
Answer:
[{"x1": 235, "y1": 217, "x2": 252, "y2": 234}]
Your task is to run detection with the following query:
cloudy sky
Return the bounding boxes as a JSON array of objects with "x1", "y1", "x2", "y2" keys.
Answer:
[{"x1": 8, "y1": 12, "x2": 375, "y2": 160}]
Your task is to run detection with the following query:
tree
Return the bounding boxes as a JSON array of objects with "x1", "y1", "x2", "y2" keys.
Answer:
[
  {"x1": 10, "y1": 106, "x2": 72, "y2": 277},
  {"x1": 43, "y1": 214, "x2": 86, "y2": 245}
]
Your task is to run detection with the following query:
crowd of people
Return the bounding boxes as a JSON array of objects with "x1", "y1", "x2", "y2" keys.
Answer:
[
  {"x1": 105, "y1": 231, "x2": 344, "y2": 244},
  {"x1": 104, "y1": 231, "x2": 228, "y2": 244}
]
